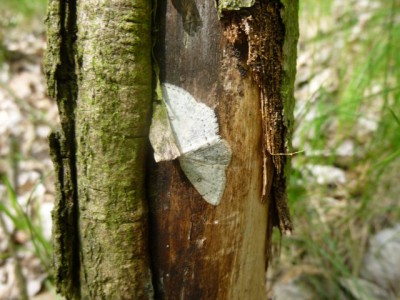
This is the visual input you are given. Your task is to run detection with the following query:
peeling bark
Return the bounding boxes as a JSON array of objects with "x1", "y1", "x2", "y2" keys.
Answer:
[
  {"x1": 148, "y1": 0, "x2": 297, "y2": 298},
  {"x1": 45, "y1": 0, "x2": 297, "y2": 298},
  {"x1": 222, "y1": 0, "x2": 296, "y2": 236}
]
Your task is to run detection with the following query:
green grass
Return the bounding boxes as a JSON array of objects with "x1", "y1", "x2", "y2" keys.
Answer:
[
  {"x1": 0, "y1": 0, "x2": 47, "y2": 66},
  {"x1": 0, "y1": 176, "x2": 52, "y2": 272},
  {"x1": 0, "y1": 0, "x2": 51, "y2": 294},
  {"x1": 0, "y1": 0, "x2": 47, "y2": 21},
  {"x1": 282, "y1": 0, "x2": 400, "y2": 297},
  {"x1": 0, "y1": 0, "x2": 399, "y2": 297}
]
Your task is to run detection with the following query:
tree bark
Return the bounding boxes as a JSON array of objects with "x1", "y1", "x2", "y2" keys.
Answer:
[
  {"x1": 45, "y1": 0, "x2": 154, "y2": 298},
  {"x1": 45, "y1": 0, "x2": 298, "y2": 298},
  {"x1": 149, "y1": 0, "x2": 298, "y2": 299}
]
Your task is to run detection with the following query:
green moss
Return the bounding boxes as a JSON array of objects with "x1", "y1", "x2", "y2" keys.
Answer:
[
  {"x1": 218, "y1": 0, "x2": 255, "y2": 14},
  {"x1": 47, "y1": 0, "x2": 154, "y2": 297},
  {"x1": 73, "y1": 0, "x2": 154, "y2": 297},
  {"x1": 280, "y1": 0, "x2": 299, "y2": 184}
]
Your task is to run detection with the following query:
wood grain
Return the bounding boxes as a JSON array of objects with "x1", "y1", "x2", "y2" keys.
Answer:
[{"x1": 149, "y1": 0, "x2": 268, "y2": 298}]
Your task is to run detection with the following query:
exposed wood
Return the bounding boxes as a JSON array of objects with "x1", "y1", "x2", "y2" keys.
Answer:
[
  {"x1": 148, "y1": 0, "x2": 268, "y2": 298},
  {"x1": 45, "y1": 0, "x2": 297, "y2": 297},
  {"x1": 149, "y1": 0, "x2": 298, "y2": 298}
]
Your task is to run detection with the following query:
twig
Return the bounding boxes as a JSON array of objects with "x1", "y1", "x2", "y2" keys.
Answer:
[{"x1": 269, "y1": 150, "x2": 305, "y2": 156}]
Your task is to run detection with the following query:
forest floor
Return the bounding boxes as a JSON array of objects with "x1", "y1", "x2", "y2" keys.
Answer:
[
  {"x1": 0, "y1": 13, "x2": 57, "y2": 299},
  {"x1": 268, "y1": 1, "x2": 400, "y2": 299},
  {"x1": 0, "y1": 0, "x2": 399, "y2": 299}
]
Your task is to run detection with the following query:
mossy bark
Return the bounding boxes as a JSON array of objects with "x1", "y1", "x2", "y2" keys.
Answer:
[
  {"x1": 45, "y1": 0, "x2": 297, "y2": 298},
  {"x1": 149, "y1": 0, "x2": 298, "y2": 299},
  {"x1": 45, "y1": 0, "x2": 154, "y2": 299}
]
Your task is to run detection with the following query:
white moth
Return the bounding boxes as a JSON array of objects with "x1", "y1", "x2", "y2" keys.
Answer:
[{"x1": 149, "y1": 83, "x2": 232, "y2": 205}]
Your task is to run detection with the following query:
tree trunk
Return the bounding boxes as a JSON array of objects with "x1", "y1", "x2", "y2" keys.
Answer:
[
  {"x1": 45, "y1": 0, "x2": 154, "y2": 298},
  {"x1": 149, "y1": 0, "x2": 298, "y2": 299},
  {"x1": 45, "y1": 0, "x2": 298, "y2": 298}
]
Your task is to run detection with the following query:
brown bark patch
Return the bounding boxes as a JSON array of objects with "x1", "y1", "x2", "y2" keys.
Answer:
[{"x1": 222, "y1": 0, "x2": 293, "y2": 235}]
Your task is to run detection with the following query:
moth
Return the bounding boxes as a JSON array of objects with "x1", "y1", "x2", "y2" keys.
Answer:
[{"x1": 149, "y1": 83, "x2": 232, "y2": 205}]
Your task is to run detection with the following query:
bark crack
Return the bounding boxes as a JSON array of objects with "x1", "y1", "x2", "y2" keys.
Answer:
[{"x1": 45, "y1": 0, "x2": 80, "y2": 298}]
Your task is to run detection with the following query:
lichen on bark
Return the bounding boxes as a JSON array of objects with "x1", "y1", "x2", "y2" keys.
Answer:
[
  {"x1": 45, "y1": 0, "x2": 80, "y2": 298},
  {"x1": 218, "y1": 0, "x2": 255, "y2": 14},
  {"x1": 45, "y1": 0, "x2": 154, "y2": 298}
]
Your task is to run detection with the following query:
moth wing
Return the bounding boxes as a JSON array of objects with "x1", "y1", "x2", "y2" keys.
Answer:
[
  {"x1": 149, "y1": 98, "x2": 181, "y2": 162},
  {"x1": 183, "y1": 139, "x2": 232, "y2": 164},
  {"x1": 162, "y1": 83, "x2": 220, "y2": 154},
  {"x1": 179, "y1": 140, "x2": 232, "y2": 205}
]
